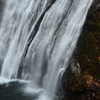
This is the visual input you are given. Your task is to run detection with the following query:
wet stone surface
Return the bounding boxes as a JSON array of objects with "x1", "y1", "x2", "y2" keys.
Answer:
[{"x1": 62, "y1": 1, "x2": 100, "y2": 100}]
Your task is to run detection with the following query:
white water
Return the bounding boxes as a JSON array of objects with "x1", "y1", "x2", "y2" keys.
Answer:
[{"x1": 0, "y1": 0, "x2": 93, "y2": 99}]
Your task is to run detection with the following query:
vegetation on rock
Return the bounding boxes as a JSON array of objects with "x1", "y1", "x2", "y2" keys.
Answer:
[{"x1": 62, "y1": 1, "x2": 100, "y2": 100}]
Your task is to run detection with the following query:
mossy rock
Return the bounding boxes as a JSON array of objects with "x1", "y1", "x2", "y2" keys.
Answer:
[{"x1": 62, "y1": 2, "x2": 100, "y2": 100}]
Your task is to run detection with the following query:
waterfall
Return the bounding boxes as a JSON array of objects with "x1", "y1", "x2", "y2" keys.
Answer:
[{"x1": 0, "y1": 0, "x2": 93, "y2": 99}]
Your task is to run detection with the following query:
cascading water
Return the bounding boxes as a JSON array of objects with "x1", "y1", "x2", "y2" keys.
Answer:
[{"x1": 0, "y1": 0, "x2": 93, "y2": 100}]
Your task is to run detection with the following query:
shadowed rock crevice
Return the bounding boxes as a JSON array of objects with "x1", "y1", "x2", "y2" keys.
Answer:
[{"x1": 24, "y1": 0, "x2": 56, "y2": 56}]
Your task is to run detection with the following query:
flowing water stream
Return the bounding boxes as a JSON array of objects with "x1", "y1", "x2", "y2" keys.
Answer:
[{"x1": 0, "y1": 0, "x2": 93, "y2": 100}]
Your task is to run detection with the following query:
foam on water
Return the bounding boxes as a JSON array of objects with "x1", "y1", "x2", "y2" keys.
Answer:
[
  {"x1": 0, "y1": 77, "x2": 29, "y2": 84},
  {"x1": 23, "y1": 84, "x2": 43, "y2": 94}
]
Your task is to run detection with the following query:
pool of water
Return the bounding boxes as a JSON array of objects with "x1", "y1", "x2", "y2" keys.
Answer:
[{"x1": 0, "y1": 80, "x2": 38, "y2": 100}]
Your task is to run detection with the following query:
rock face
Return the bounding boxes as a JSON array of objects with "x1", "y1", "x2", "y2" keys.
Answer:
[
  {"x1": 66, "y1": 58, "x2": 81, "y2": 78},
  {"x1": 62, "y1": 1, "x2": 100, "y2": 100},
  {"x1": 76, "y1": 1, "x2": 100, "y2": 78}
]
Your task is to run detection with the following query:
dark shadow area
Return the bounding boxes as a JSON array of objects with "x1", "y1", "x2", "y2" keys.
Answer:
[{"x1": 0, "y1": 81, "x2": 38, "y2": 100}]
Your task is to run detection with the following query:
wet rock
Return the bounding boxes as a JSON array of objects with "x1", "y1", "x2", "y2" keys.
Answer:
[{"x1": 62, "y1": 1, "x2": 100, "y2": 100}]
